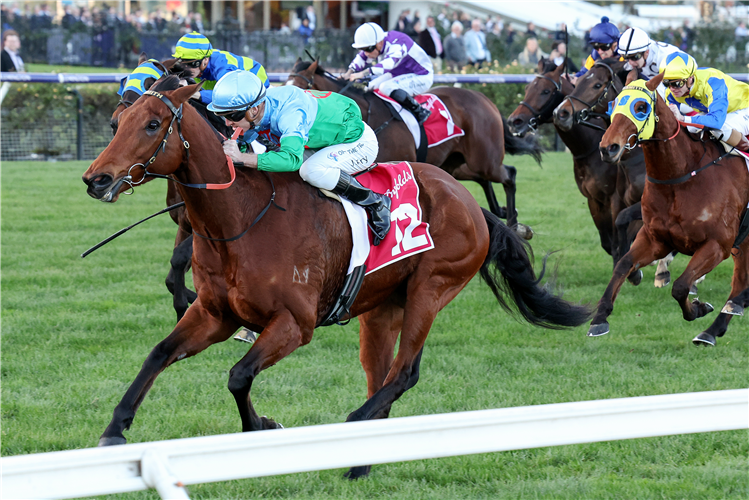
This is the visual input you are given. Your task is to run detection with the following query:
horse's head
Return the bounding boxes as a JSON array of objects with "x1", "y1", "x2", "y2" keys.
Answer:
[
  {"x1": 84, "y1": 76, "x2": 202, "y2": 202},
  {"x1": 600, "y1": 72, "x2": 664, "y2": 163},
  {"x1": 111, "y1": 53, "x2": 170, "y2": 136},
  {"x1": 287, "y1": 57, "x2": 319, "y2": 89},
  {"x1": 554, "y1": 57, "x2": 627, "y2": 132},
  {"x1": 508, "y1": 59, "x2": 572, "y2": 137}
]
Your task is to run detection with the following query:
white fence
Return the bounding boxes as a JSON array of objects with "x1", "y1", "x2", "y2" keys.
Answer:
[{"x1": 3, "y1": 389, "x2": 747, "y2": 500}]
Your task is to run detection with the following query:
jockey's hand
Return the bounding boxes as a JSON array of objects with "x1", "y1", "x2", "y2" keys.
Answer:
[
  {"x1": 668, "y1": 104, "x2": 685, "y2": 122},
  {"x1": 348, "y1": 70, "x2": 367, "y2": 81},
  {"x1": 223, "y1": 140, "x2": 242, "y2": 161}
]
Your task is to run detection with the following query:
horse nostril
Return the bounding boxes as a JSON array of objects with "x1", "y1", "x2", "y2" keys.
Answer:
[
  {"x1": 558, "y1": 109, "x2": 569, "y2": 120},
  {"x1": 511, "y1": 117, "x2": 523, "y2": 127},
  {"x1": 608, "y1": 143, "x2": 620, "y2": 155},
  {"x1": 83, "y1": 174, "x2": 113, "y2": 189}
]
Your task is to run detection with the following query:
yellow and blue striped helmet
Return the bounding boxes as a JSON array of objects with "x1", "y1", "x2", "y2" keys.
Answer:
[
  {"x1": 173, "y1": 32, "x2": 213, "y2": 61},
  {"x1": 659, "y1": 51, "x2": 697, "y2": 80}
]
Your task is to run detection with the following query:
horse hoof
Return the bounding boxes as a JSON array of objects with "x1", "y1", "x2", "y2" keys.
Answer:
[
  {"x1": 692, "y1": 332, "x2": 716, "y2": 347},
  {"x1": 654, "y1": 272, "x2": 670, "y2": 288},
  {"x1": 515, "y1": 224, "x2": 533, "y2": 240},
  {"x1": 98, "y1": 436, "x2": 127, "y2": 447},
  {"x1": 260, "y1": 416, "x2": 283, "y2": 430},
  {"x1": 587, "y1": 322, "x2": 610, "y2": 337},
  {"x1": 689, "y1": 284, "x2": 699, "y2": 295},
  {"x1": 344, "y1": 465, "x2": 372, "y2": 480},
  {"x1": 721, "y1": 300, "x2": 744, "y2": 316},
  {"x1": 627, "y1": 269, "x2": 643, "y2": 286}
]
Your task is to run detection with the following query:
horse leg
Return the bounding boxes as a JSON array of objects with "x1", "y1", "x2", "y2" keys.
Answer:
[
  {"x1": 614, "y1": 203, "x2": 644, "y2": 285},
  {"x1": 655, "y1": 251, "x2": 676, "y2": 288},
  {"x1": 99, "y1": 302, "x2": 239, "y2": 446},
  {"x1": 500, "y1": 165, "x2": 518, "y2": 229},
  {"x1": 588, "y1": 231, "x2": 665, "y2": 337},
  {"x1": 227, "y1": 310, "x2": 313, "y2": 431},
  {"x1": 475, "y1": 178, "x2": 506, "y2": 219},
  {"x1": 588, "y1": 198, "x2": 614, "y2": 257},
  {"x1": 671, "y1": 241, "x2": 725, "y2": 323},
  {"x1": 693, "y1": 244, "x2": 749, "y2": 346},
  {"x1": 168, "y1": 234, "x2": 195, "y2": 321}
]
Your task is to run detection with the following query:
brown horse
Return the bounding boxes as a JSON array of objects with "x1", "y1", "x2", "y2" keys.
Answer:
[
  {"x1": 507, "y1": 60, "x2": 644, "y2": 284},
  {"x1": 287, "y1": 59, "x2": 542, "y2": 235},
  {"x1": 82, "y1": 77, "x2": 591, "y2": 478},
  {"x1": 591, "y1": 73, "x2": 749, "y2": 346}
]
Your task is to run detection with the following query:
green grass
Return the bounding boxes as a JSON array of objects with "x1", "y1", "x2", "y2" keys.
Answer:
[
  {"x1": 2, "y1": 155, "x2": 747, "y2": 499},
  {"x1": 26, "y1": 63, "x2": 132, "y2": 73}
]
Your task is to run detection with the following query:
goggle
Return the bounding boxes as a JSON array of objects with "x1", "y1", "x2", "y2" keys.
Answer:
[
  {"x1": 216, "y1": 108, "x2": 248, "y2": 122},
  {"x1": 592, "y1": 43, "x2": 612, "y2": 51},
  {"x1": 662, "y1": 78, "x2": 688, "y2": 89},
  {"x1": 623, "y1": 52, "x2": 644, "y2": 61},
  {"x1": 362, "y1": 45, "x2": 378, "y2": 53},
  {"x1": 181, "y1": 60, "x2": 202, "y2": 68}
]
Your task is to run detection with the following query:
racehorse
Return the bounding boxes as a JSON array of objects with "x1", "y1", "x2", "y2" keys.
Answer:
[
  {"x1": 591, "y1": 72, "x2": 749, "y2": 346},
  {"x1": 82, "y1": 77, "x2": 591, "y2": 478},
  {"x1": 507, "y1": 59, "x2": 644, "y2": 284},
  {"x1": 110, "y1": 54, "x2": 238, "y2": 321},
  {"x1": 287, "y1": 59, "x2": 543, "y2": 235}
]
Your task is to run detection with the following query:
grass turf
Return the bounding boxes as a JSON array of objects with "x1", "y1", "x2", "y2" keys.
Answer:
[{"x1": 1, "y1": 154, "x2": 747, "y2": 499}]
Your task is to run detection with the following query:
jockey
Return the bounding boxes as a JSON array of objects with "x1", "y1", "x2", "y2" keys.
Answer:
[
  {"x1": 661, "y1": 51, "x2": 749, "y2": 152},
  {"x1": 570, "y1": 17, "x2": 620, "y2": 84},
  {"x1": 617, "y1": 27, "x2": 682, "y2": 80},
  {"x1": 208, "y1": 71, "x2": 392, "y2": 245},
  {"x1": 172, "y1": 32, "x2": 269, "y2": 106},
  {"x1": 117, "y1": 58, "x2": 164, "y2": 97},
  {"x1": 342, "y1": 22, "x2": 433, "y2": 124}
]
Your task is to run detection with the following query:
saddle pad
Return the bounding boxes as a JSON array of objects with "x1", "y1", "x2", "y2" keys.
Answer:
[
  {"x1": 357, "y1": 161, "x2": 435, "y2": 275},
  {"x1": 373, "y1": 91, "x2": 465, "y2": 149}
]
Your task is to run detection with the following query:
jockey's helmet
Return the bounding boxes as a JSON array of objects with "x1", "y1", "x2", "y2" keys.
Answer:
[
  {"x1": 589, "y1": 16, "x2": 620, "y2": 45},
  {"x1": 173, "y1": 32, "x2": 213, "y2": 61},
  {"x1": 617, "y1": 27, "x2": 651, "y2": 56},
  {"x1": 659, "y1": 51, "x2": 697, "y2": 80},
  {"x1": 207, "y1": 71, "x2": 267, "y2": 114},
  {"x1": 352, "y1": 22, "x2": 386, "y2": 49}
]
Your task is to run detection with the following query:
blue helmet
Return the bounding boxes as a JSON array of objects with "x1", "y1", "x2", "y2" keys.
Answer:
[
  {"x1": 589, "y1": 16, "x2": 620, "y2": 44},
  {"x1": 207, "y1": 70, "x2": 267, "y2": 113}
]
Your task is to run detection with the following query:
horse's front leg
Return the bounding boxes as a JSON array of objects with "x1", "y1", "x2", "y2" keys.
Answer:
[
  {"x1": 227, "y1": 309, "x2": 313, "y2": 432},
  {"x1": 672, "y1": 241, "x2": 726, "y2": 322},
  {"x1": 588, "y1": 231, "x2": 667, "y2": 337},
  {"x1": 168, "y1": 234, "x2": 195, "y2": 321},
  {"x1": 99, "y1": 302, "x2": 238, "y2": 446}
]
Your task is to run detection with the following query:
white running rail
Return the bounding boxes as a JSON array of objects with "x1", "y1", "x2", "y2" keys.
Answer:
[{"x1": 3, "y1": 389, "x2": 747, "y2": 500}]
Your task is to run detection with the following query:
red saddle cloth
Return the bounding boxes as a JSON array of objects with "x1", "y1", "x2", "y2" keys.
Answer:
[
  {"x1": 374, "y1": 91, "x2": 465, "y2": 147},
  {"x1": 356, "y1": 162, "x2": 435, "y2": 275}
]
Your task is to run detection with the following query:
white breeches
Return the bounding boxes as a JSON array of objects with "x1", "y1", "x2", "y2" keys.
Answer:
[
  {"x1": 298, "y1": 123, "x2": 379, "y2": 190},
  {"x1": 368, "y1": 72, "x2": 434, "y2": 96},
  {"x1": 713, "y1": 107, "x2": 749, "y2": 140}
]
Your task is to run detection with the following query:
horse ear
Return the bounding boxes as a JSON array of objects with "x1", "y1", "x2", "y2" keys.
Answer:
[
  {"x1": 537, "y1": 58, "x2": 546, "y2": 74},
  {"x1": 310, "y1": 59, "x2": 319, "y2": 72},
  {"x1": 171, "y1": 82, "x2": 204, "y2": 104},
  {"x1": 295, "y1": 57, "x2": 302, "y2": 64},
  {"x1": 553, "y1": 59, "x2": 566, "y2": 76},
  {"x1": 625, "y1": 69, "x2": 639, "y2": 86},
  {"x1": 138, "y1": 52, "x2": 148, "y2": 65},
  {"x1": 646, "y1": 72, "x2": 664, "y2": 91}
]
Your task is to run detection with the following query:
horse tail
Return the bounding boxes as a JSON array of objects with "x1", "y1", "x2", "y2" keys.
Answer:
[
  {"x1": 502, "y1": 116, "x2": 544, "y2": 165},
  {"x1": 479, "y1": 208, "x2": 592, "y2": 329}
]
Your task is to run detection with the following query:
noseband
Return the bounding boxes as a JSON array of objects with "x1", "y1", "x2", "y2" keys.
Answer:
[
  {"x1": 288, "y1": 72, "x2": 314, "y2": 89},
  {"x1": 563, "y1": 62, "x2": 621, "y2": 132},
  {"x1": 518, "y1": 74, "x2": 565, "y2": 132}
]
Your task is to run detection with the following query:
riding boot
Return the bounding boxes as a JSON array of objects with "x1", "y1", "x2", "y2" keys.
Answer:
[
  {"x1": 333, "y1": 172, "x2": 392, "y2": 246},
  {"x1": 390, "y1": 89, "x2": 431, "y2": 125}
]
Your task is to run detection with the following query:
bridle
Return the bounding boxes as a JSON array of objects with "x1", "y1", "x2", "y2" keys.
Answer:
[
  {"x1": 563, "y1": 61, "x2": 621, "y2": 133},
  {"x1": 518, "y1": 73, "x2": 565, "y2": 133}
]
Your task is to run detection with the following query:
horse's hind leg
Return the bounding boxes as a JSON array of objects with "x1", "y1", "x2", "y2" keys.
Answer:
[
  {"x1": 227, "y1": 310, "x2": 313, "y2": 432},
  {"x1": 475, "y1": 178, "x2": 506, "y2": 219},
  {"x1": 672, "y1": 241, "x2": 725, "y2": 323},
  {"x1": 99, "y1": 302, "x2": 238, "y2": 446},
  {"x1": 614, "y1": 203, "x2": 644, "y2": 285},
  {"x1": 168, "y1": 234, "x2": 195, "y2": 321}
]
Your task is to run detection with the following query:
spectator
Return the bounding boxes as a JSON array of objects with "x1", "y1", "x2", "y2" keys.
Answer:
[
  {"x1": 525, "y1": 22, "x2": 538, "y2": 39},
  {"x1": 298, "y1": 17, "x2": 313, "y2": 43},
  {"x1": 554, "y1": 22, "x2": 568, "y2": 41},
  {"x1": 192, "y1": 12, "x2": 205, "y2": 33},
  {"x1": 394, "y1": 9, "x2": 411, "y2": 33},
  {"x1": 517, "y1": 37, "x2": 547, "y2": 67},
  {"x1": 444, "y1": 20, "x2": 467, "y2": 71},
  {"x1": 549, "y1": 40, "x2": 578, "y2": 72},
  {"x1": 279, "y1": 23, "x2": 291, "y2": 35},
  {"x1": 464, "y1": 19, "x2": 490, "y2": 66},
  {"x1": 305, "y1": 5, "x2": 316, "y2": 31},
  {"x1": 418, "y1": 15, "x2": 444, "y2": 72},
  {"x1": 679, "y1": 19, "x2": 693, "y2": 51},
  {"x1": 1, "y1": 29, "x2": 24, "y2": 72},
  {"x1": 460, "y1": 12, "x2": 471, "y2": 31},
  {"x1": 62, "y1": 5, "x2": 78, "y2": 29},
  {"x1": 736, "y1": 22, "x2": 748, "y2": 43},
  {"x1": 506, "y1": 24, "x2": 517, "y2": 46}
]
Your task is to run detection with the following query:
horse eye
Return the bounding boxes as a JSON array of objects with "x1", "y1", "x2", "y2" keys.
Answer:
[
  {"x1": 542, "y1": 89, "x2": 550, "y2": 95},
  {"x1": 594, "y1": 83, "x2": 603, "y2": 89},
  {"x1": 146, "y1": 120, "x2": 160, "y2": 131}
]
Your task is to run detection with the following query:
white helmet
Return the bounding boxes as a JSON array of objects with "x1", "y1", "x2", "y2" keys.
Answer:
[
  {"x1": 352, "y1": 22, "x2": 385, "y2": 49},
  {"x1": 617, "y1": 27, "x2": 651, "y2": 56}
]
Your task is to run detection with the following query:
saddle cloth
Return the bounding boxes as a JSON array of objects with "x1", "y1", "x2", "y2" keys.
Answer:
[
  {"x1": 373, "y1": 91, "x2": 465, "y2": 150},
  {"x1": 332, "y1": 162, "x2": 435, "y2": 276}
]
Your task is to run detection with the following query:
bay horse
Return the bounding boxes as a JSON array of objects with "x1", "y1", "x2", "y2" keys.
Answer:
[
  {"x1": 110, "y1": 54, "x2": 239, "y2": 321},
  {"x1": 507, "y1": 60, "x2": 644, "y2": 285},
  {"x1": 82, "y1": 77, "x2": 591, "y2": 478},
  {"x1": 591, "y1": 72, "x2": 749, "y2": 346},
  {"x1": 287, "y1": 59, "x2": 543, "y2": 235}
]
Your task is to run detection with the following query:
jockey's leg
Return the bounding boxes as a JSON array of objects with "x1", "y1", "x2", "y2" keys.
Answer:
[
  {"x1": 712, "y1": 108, "x2": 749, "y2": 152},
  {"x1": 379, "y1": 74, "x2": 434, "y2": 125},
  {"x1": 298, "y1": 124, "x2": 391, "y2": 245}
]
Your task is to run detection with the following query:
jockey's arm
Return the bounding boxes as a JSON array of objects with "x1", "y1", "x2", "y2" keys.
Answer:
[{"x1": 683, "y1": 77, "x2": 729, "y2": 131}]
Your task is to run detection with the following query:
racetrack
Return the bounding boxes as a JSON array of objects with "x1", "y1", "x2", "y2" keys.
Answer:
[{"x1": 2, "y1": 153, "x2": 747, "y2": 499}]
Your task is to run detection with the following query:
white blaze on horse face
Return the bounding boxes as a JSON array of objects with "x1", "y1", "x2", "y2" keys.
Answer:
[
  {"x1": 697, "y1": 208, "x2": 712, "y2": 222},
  {"x1": 285, "y1": 79, "x2": 295, "y2": 86},
  {"x1": 293, "y1": 266, "x2": 309, "y2": 283}
]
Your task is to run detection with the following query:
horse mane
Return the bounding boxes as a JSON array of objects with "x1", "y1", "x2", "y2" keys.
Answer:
[
  {"x1": 296, "y1": 60, "x2": 369, "y2": 97},
  {"x1": 151, "y1": 75, "x2": 182, "y2": 92},
  {"x1": 540, "y1": 58, "x2": 559, "y2": 74}
]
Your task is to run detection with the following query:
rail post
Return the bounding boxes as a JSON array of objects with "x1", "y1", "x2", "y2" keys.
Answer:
[{"x1": 67, "y1": 88, "x2": 83, "y2": 160}]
